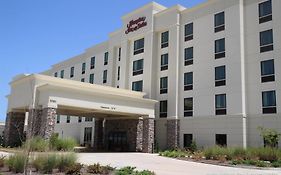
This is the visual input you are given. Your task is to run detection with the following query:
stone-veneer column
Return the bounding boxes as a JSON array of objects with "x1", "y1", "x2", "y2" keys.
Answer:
[
  {"x1": 94, "y1": 119, "x2": 104, "y2": 151},
  {"x1": 142, "y1": 118, "x2": 154, "y2": 153},
  {"x1": 136, "y1": 119, "x2": 143, "y2": 152},
  {"x1": 4, "y1": 112, "x2": 25, "y2": 147},
  {"x1": 27, "y1": 108, "x2": 56, "y2": 140},
  {"x1": 167, "y1": 119, "x2": 180, "y2": 149}
]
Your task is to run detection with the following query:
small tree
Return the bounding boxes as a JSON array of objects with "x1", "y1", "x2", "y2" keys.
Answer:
[
  {"x1": 258, "y1": 127, "x2": 281, "y2": 148},
  {"x1": 189, "y1": 140, "x2": 198, "y2": 152}
]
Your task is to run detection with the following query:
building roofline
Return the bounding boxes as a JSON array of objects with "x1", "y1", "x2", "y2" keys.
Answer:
[
  {"x1": 181, "y1": 0, "x2": 215, "y2": 15},
  {"x1": 154, "y1": 4, "x2": 186, "y2": 17},
  {"x1": 121, "y1": 2, "x2": 167, "y2": 20},
  {"x1": 9, "y1": 74, "x2": 157, "y2": 104}
]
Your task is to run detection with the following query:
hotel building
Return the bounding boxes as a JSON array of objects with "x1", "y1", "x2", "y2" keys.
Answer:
[{"x1": 4, "y1": 0, "x2": 281, "y2": 152}]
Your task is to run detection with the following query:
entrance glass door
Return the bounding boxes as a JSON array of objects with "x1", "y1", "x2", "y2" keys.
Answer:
[
  {"x1": 108, "y1": 131, "x2": 128, "y2": 152},
  {"x1": 84, "y1": 127, "x2": 92, "y2": 146}
]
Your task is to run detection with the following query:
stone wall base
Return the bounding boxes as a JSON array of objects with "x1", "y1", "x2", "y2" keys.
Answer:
[
  {"x1": 27, "y1": 108, "x2": 56, "y2": 140},
  {"x1": 4, "y1": 112, "x2": 25, "y2": 147},
  {"x1": 167, "y1": 119, "x2": 180, "y2": 149},
  {"x1": 143, "y1": 118, "x2": 154, "y2": 153}
]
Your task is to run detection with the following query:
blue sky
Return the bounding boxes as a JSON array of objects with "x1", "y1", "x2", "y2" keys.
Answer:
[{"x1": 0, "y1": 0, "x2": 205, "y2": 121}]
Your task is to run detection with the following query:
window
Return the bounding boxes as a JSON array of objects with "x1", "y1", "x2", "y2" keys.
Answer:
[
  {"x1": 54, "y1": 72, "x2": 58, "y2": 77},
  {"x1": 103, "y1": 70, "x2": 107, "y2": 83},
  {"x1": 216, "y1": 134, "x2": 227, "y2": 146},
  {"x1": 78, "y1": 117, "x2": 82, "y2": 123},
  {"x1": 70, "y1": 67, "x2": 74, "y2": 78},
  {"x1": 185, "y1": 23, "x2": 193, "y2": 41},
  {"x1": 118, "y1": 47, "x2": 121, "y2": 61},
  {"x1": 133, "y1": 59, "x2": 144, "y2": 76},
  {"x1": 85, "y1": 117, "x2": 93, "y2": 122},
  {"x1": 117, "y1": 66, "x2": 120, "y2": 81},
  {"x1": 89, "y1": 73, "x2": 94, "y2": 84},
  {"x1": 184, "y1": 134, "x2": 193, "y2": 148},
  {"x1": 161, "y1": 54, "x2": 168, "y2": 71},
  {"x1": 260, "y1": 29, "x2": 273, "y2": 53},
  {"x1": 81, "y1": 78, "x2": 85, "y2": 82},
  {"x1": 215, "y1": 38, "x2": 225, "y2": 59},
  {"x1": 261, "y1": 59, "x2": 275, "y2": 83},
  {"x1": 214, "y1": 12, "x2": 225, "y2": 33},
  {"x1": 84, "y1": 127, "x2": 92, "y2": 145},
  {"x1": 56, "y1": 115, "x2": 60, "y2": 124},
  {"x1": 184, "y1": 98, "x2": 193, "y2": 117},
  {"x1": 134, "y1": 38, "x2": 144, "y2": 55},
  {"x1": 60, "y1": 70, "x2": 64, "y2": 79},
  {"x1": 90, "y1": 57, "x2": 95, "y2": 69},
  {"x1": 184, "y1": 72, "x2": 193, "y2": 91},
  {"x1": 161, "y1": 31, "x2": 169, "y2": 48},
  {"x1": 132, "y1": 80, "x2": 143, "y2": 92},
  {"x1": 82, "y1": 63, "x2": 86, "y2": 74},
  {"x1": 184, "y1": 47, "x2": 193, "y2": 66},
  {"x1": 215, "y1": 94, "x2": 227, "y2": 115},
  {"x1": 215, "y1": 66, "x2": 226, "y2": 86},
  {"x1": 104, "y1": 52, "x2": 108, "y2": 65},
  {"x1": 160, "y1": 100, "x2": 167, "y2": 118},
  {"x1": 259, "y1": 0, "x2": 272, "y2": 23},
  {"x1": 66, "y1": 116, "x2": 70, "y2": 123},
  {"x1": 160, "y1": 77, "x2": 168, "y2": 94},
  {"x1": 262, "y1": 90, "x2": 276, "y2": 114}
]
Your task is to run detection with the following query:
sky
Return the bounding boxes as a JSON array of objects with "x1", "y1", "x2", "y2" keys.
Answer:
[{"x1": 0, "y1": 0, "x2": 205, "y2": 121}]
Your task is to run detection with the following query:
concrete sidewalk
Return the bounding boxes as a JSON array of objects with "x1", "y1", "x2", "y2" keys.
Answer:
[{"x1": 77, "y1": 152, "x2": 281, "y2": 175}]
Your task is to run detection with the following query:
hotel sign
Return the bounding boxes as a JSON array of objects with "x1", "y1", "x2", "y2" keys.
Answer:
[{"x1": 125, "y1": 17, "x2": 147, "y2": 34}]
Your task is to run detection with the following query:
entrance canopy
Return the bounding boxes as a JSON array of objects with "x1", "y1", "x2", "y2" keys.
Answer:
[
  {"x1": 7, "y1": 74, "x2": 157, "y2": 118},
  {"x1": 5, "y1": 74, "x2": 157, "y2": 152}
]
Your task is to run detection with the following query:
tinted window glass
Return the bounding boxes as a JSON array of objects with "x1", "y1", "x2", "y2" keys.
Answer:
[
  {"x1": 259, "y1": 0, "x2": 272, "y2": 17},
  {"x1": 215, "y1": 66, "x2": 226, "y2": 80}
]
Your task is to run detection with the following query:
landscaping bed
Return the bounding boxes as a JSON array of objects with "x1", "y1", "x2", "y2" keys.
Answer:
[
  {"x1": 0, "y1": 135, "x2": 156, "y2": 175},
  {"x1": 159, "y1": 146, "x2": 281, "y2": 168},
  {"x1": 0, "y1": 153, "x2": 155, "y2": 175}
]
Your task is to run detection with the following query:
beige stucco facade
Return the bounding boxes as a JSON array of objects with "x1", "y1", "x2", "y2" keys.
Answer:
[{"x1": 4, "y1": 0, "x2": 281, "y2": 150}]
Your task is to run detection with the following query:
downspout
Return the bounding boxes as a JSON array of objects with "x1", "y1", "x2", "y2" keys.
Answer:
[{"x1": 239, "y1": 0, "x2": 247, "y2": 149}]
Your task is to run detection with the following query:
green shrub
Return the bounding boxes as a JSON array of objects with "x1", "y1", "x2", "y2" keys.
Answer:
[
  {"x1": 102, "y1": 165, "x2": 115, "y2": 174},
  {"x1": 135, "y1": 170, "x2": 156, "y2": 175},
  {"x1": 243, "y1": 159, "x2": 258, "y2": 166},
  {"x1": 87, "y1": 163, "x2": 111, "y2": 174},
  {"x1": 189, "y1": 140, "x2": 198, "y2": 152},
  {"x1": 55, "y1": 138, "x2": 77, "y2": 151},
  {"x1": 255, "y1": 160, "x2": 269, "y2": 167},
  {"x1": 115, "y1": 166, "x2": 136, "y2": 175},
  {"x1": 32, "y1": 155, "x2": 45, "y2": 171},
  {"x1": 231, "y1": 147, "x2": 246, "y2": 160},
  {"x1": 159, "y1": 150, "x2": 187, "y2": 158},
  {"x1": 256, "y1": 147, "x2": 280, "y2": 162},
  {"x1": 42, "y1": 154, "x2": 57, "y2": 174},
  {"x1": 49, "y1": 133, "x2": 59, "y2": 150},
  {"x1": 272, "y1": 160, "x2": 281, "y2": 167},
  {"x1": 231, "y1": 159, "x2": 243, "y2": 165},
  {"x1": 203, "y1": 146, "x2": 228, "y2": 160},
  {"x1": 23, "y1": 136, "x2": 49, "y2": 152},
  {"x1": 57, "y1": 153, "x2": 77, "y2": 172},
  {"x1": 115, "y1": 167, "x2": 155, "y2": 175},
  {"x1": 258, "y1": 127, "x2": 281, "y2": 148},
  {"x1": 65, "y1": 163, "x2": 83, "y2": 175},
  {"x1": 5, "y1": 153, "x2": 26, "y2": 173}
]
